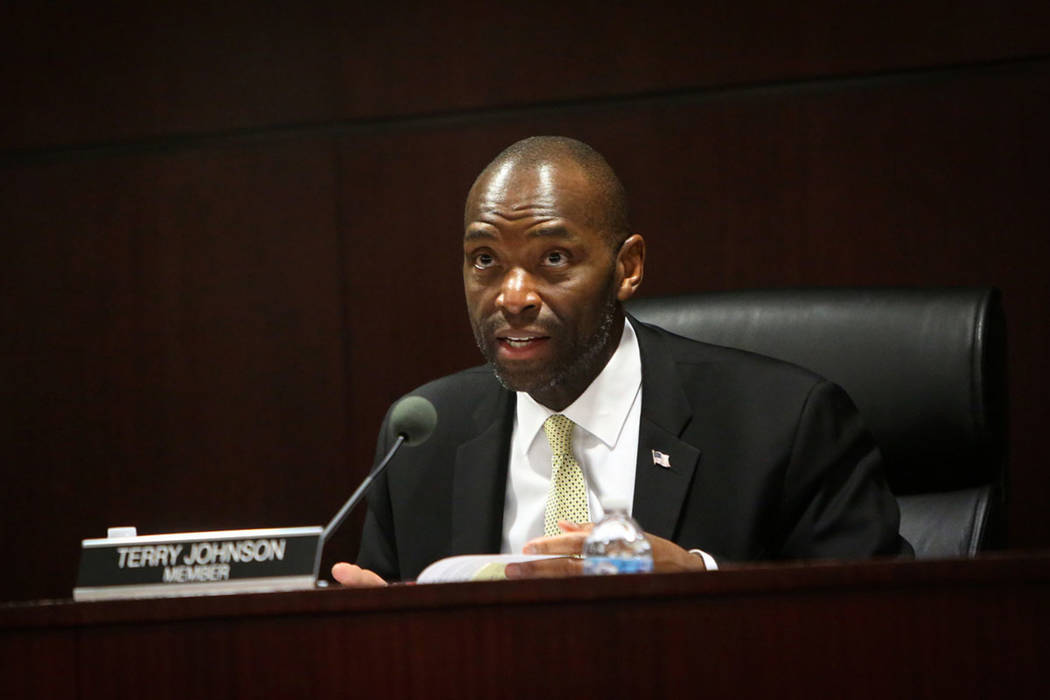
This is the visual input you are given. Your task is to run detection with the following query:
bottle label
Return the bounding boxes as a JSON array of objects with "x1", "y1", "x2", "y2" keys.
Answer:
[{"x1": 582, "y1": 556, "x2": 654, "y2": 575}]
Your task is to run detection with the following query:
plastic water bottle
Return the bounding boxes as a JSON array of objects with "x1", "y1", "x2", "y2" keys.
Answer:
[{"x1": 582, "y1": 497, "x2": 653, "y2": 575}]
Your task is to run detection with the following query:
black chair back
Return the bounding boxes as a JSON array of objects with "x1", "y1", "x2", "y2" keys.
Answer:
[{"x1": 627, "y1": 288, "x2": 1007, "y2": 557}]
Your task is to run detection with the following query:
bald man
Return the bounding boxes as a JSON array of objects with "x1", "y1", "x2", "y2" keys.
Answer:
[{"x1": 333, "y1": 137, "x2": 908, "y2": 586}]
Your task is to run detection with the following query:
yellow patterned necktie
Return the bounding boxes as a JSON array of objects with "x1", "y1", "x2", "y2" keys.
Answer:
[{"x1": 542, "y1": 414, "x2": 590, "y2": 536}]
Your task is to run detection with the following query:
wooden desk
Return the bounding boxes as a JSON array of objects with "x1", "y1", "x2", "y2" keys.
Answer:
[{"x1": 3, "y1": 554, "x2": 1048, "y2": 699}]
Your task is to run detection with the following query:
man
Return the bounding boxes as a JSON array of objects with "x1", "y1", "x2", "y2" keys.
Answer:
[{"x1": 333, "y1": 136, "x2": 907, "y2": 586}]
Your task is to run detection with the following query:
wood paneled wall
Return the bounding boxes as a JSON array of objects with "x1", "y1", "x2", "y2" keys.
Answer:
[{"x1": 2, "y1": 2, "x2": 1048, "y2": 601}]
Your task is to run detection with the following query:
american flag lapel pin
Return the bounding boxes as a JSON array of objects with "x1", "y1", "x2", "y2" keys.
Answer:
[{"x1": 651, "y1": 449, "x2": 671, "y2": 468}]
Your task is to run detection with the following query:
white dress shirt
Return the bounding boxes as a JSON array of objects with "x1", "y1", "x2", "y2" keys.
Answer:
[
  {"x1": 502, "y1": 317, "x2": 643, "y2": 554},
  {"x1": 500, "y1": 318, "x2": 717, "y2": 570}
]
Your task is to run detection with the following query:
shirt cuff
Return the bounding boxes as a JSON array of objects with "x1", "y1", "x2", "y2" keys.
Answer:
[{"x1": 688, "y1": 548, "x2": 718, "y2": 571}]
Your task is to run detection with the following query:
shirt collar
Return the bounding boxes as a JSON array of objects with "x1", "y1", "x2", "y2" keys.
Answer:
[{"x1": 515, "y1": 317, "x2": 642, "y2": 451}]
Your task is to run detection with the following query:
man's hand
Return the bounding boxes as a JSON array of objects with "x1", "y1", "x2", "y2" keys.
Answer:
[
  {"x1": 504, "y1": 521, "x2": 707, "y2": 579},
  {"x1": 506, "y1": 521, "x2": 590, "y2": 578},
  {"x1": 331, "y1": 562, "x2": 388, "y2": 587},
  {"x1": 646, "y1": 532, "x2": 708, "y2": 572}
]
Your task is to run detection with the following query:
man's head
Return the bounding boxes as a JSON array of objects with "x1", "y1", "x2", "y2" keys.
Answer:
[{"x1": 462, "y1": 136, "x2": 645, "y2": 411}]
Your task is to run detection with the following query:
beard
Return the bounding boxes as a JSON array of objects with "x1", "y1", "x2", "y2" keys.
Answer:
[{"x1": 470, "y1": 275, "x2": 621, "y2": 398}]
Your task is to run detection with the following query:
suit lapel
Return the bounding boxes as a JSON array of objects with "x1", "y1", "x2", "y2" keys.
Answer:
[
  {"x1": 630, "y1": 318, "x2": 702, "y2": 540},
  {"x1": 451, "y1": 385, "x2": 515, "y2": 555},
  {"x1": 447, "y1": 317, "x2": 702, "y2": 550}
]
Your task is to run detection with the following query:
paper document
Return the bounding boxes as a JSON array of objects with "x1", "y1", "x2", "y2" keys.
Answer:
[{"x1": 416, "y1": 554, "x2": 565, "y2": 583}]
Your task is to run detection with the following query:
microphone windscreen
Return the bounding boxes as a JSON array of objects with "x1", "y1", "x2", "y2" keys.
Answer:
[{"x1": 389, "y1": 395, "x2": 438, "y2": 446}]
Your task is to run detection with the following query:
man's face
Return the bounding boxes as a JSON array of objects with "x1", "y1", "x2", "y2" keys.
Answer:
[{"x1": 463, "y1": 160, "x2": 625, "y2": 409}]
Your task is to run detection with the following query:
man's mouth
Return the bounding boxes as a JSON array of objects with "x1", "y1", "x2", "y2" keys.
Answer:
[
  {"x1": 501, "y1": 336, "x2": 547, "y2": 348},
  {"x1": 493, "y1": 331, "x2": 552, "y2": 358}
]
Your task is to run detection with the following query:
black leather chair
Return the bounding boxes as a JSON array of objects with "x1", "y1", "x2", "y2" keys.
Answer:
[{"x1": 626, "y1": 288, "x2": 1007, "y2": 558}]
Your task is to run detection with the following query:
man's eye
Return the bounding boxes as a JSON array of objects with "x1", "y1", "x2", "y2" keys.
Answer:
[
  {"x1": 544, "y1": 251, "x2": 567, "y2": 265},
  {"x1": 473, "y1": 253, "x2": 495, "y2": 269}
]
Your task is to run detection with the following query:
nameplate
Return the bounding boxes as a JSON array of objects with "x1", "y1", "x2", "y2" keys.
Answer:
[{"x1": 73, "y1": 526, "x2": 323, "y2": 601}]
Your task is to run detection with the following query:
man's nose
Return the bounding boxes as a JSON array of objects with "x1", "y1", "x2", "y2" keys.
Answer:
[{"x1": 496, "y1": 267, "x2": 541, "y2": 315}]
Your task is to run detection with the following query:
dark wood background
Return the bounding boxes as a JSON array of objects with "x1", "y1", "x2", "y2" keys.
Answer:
[{"x1": 2, "y1": 2, "x2": 1048, "y2": 602}]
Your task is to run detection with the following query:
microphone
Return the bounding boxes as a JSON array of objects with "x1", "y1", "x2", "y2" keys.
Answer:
[
  {"x1": 321, "y1": 395, "x2": 437, "y2": 542},
  {"x1": 386, "y1": 395, "x2": 439, "y2": 447}
]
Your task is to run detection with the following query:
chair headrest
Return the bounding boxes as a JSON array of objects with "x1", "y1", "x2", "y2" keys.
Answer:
[{"x1": 626, "y1": 288, "x2": 1007, "y2": 493}]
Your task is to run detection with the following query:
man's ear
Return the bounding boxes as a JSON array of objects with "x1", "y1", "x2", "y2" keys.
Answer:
[{"x1": 616, "y1": 234, "x2": 645, "y2": 301}]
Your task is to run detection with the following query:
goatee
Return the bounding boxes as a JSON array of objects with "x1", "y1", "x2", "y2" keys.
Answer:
[{"x1": 470, "y1": 277, "x2": 621, "y2": 399}]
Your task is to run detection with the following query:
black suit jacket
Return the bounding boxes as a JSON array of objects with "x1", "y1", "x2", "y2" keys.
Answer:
[{"x1": 357, "y1": 318, "x2": 908, "y2": 581}]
